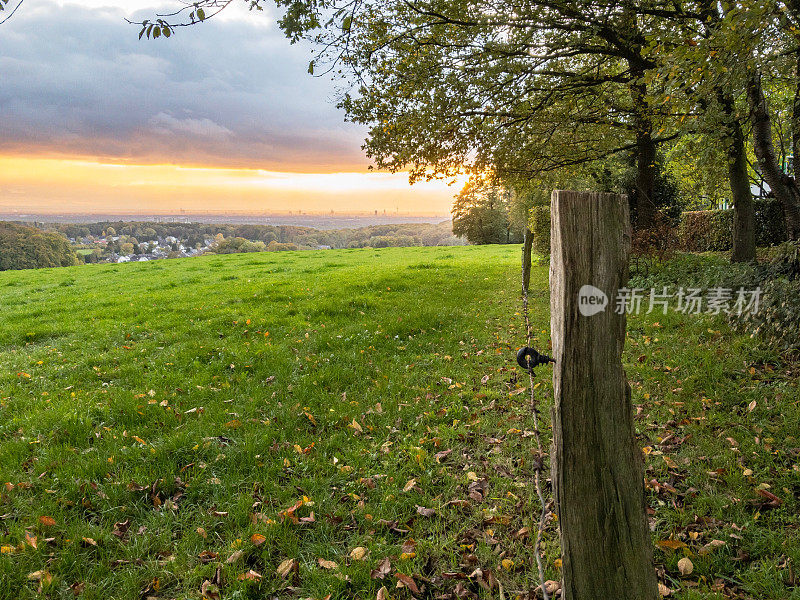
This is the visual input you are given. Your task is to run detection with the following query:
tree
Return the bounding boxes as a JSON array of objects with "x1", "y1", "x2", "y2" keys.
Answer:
[
  {"x1": 0, "y1": 222, "x2": 78, "y2": 271},
  {"x1": 451, "y1": 179, "x2": 522, "y2": 244}
]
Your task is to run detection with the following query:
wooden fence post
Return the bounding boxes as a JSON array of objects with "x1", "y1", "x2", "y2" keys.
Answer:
[
  {"x1": 549, "y1": 190, "x2": 658, "y2": 600},
  {"x1": 522, "y1": 228, "x2": 533, "y2": 295}
]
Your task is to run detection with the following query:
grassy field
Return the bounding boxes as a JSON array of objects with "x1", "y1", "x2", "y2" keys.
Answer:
[{"x1": 0, "y1": 246, "x2": 797, "y2": 600}]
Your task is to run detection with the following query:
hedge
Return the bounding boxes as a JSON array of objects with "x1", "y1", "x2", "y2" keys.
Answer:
[
  {"x1": 754, "y1": 199, "x2": 788, "y2": 246},
  {"x1": 679, "y1": 199, "x2": 787, "y2": 252},
  {"x1": 529, "y1": 205, "x2": 551, "y2": 256}
]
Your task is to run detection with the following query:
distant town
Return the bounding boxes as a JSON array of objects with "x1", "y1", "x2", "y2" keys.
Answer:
[{"x1": 0, "y1": 217, "x2": 464, "y2": 270}]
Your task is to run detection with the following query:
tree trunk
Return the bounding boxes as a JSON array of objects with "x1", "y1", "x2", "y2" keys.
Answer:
[
  {"x1": 728, "y1": 118, "x2": 757, "y2": 262},
  {"x1": 550, "y1": 190, "x2": 658, "y2": 600},
  {"x1": 714, "y1": 89, "x2": 756, "y2": 262},
  {"x1": 792, "y1": 50, "x2": 800, "y2": 186},
  {"x1": 629, "y1": 67, "x2": 657, "y2": 230},
  {"x1": 749, "y1": 71, "x2": 800, "y2": 240}
]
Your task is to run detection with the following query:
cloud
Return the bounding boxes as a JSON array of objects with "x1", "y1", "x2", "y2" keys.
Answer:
[
  {"x1": 149, "y1": 112, "x2": 233, "y2": 140},
  {"x1": 0, "y1": 1, "x2": 368, "y2": 171}
]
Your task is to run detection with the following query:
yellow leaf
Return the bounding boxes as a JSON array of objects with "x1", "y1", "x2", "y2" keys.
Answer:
[
  {"x1": 350, "y1": 546, "x2": 367, "y2": 561},
  {"x1": 317, "y1": 558, "x2": 338, "y2": 569},
  {"x1": 251, "y1": 534, "x2": 266, "y2": 546},
  {"x1": 677, "y1": 557, "x2": 693, "y2": 576},
  {"x1": 501, "y1": 558, "x2": 514, "y2": 570},
  {"x1": 276, "y1": 558, "x2": 298, "y2": 578}
]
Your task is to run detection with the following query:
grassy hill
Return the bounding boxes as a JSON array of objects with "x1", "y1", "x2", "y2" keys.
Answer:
[{"x1": 0, "y1": 246, "x2": 797, "y2": 599}]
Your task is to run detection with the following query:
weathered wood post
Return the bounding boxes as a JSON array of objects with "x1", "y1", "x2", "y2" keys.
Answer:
[
  {"x1": 549, "y1": 190, "x2": 658, "y2": 600},
  {"x1": 522, "y1": 228, "x2": 533, "y2": 295}
]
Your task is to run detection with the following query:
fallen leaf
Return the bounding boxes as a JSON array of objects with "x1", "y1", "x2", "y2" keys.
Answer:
[
  {"x1": 395, "y1": 572, "x2": 421, "y2": 595},
  {"x1": 542, "y1": 581, "x2": 561, "y2": 595},
  {"x1": 200, "y1": 579, "x2": 221, "y2": 600},
  {"x1": 198, "y1": 551, "x2": 218, "y2": 564},
  {"x1": 376, "y1": 586, "x2": 390, "y2": 600},
  {"x1": 403, "y1": 479, "x2": 418, "y2": 493},
  {"x1": 276, "y1": 558, "x2": 298, "y2": 578},
  {"x1": 658, "y1": 582, "x2": 672, "y2": 597},
  {"x1": 226, "y1": 550, "x2": 244, "y2": 564},
  {"x1": 38, "y1": 515, "x2": 56, "y2": 527},
  {"x1": 698, "y1": 539, "x2": 726, "y2": 556},
  {"x1": 656, "y1": 539, "x2": 687, "y2": 550},
  {"x1": 371, "y1": 556, "x2": 392, "y2": 579},
  {"x1": 415, "y1": 505, "x2": 435, "y2": 517},
  {"x1": 350, "y1": 547, "x2": 368, "y2": 561},
  {"x1": 434, "y1": 449, "x2": 453, "y2": 462},
  {"x1": 238, "y1": 569, "x2": 262, "y2": 582},
  {"x1": 251, "y1": 533, "x2": 266, "y2": 546},
  {"x1": 756, "y1": 488, "x2": 783, "y2": 506},
  {"x1": 677, "y1": 557, "x2": 693, "y2": 576},
  {"x1": 318, "y1": 558, "x2": 338, "y2": 570}
]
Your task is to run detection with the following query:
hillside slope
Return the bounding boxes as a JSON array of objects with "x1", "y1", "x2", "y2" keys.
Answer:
[{"x1": 0, "y1": 247, "x2": 797, "y2": 600}]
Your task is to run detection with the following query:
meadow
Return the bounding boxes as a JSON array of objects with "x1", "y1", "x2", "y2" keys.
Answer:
[{"x1": 0, "y1": 246, "x2": 797, "y2": 599}]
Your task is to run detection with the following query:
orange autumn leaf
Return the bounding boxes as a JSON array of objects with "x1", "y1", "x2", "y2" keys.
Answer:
[{"x1": 656, "y1": 539, "x2": 687, "y2": 550}]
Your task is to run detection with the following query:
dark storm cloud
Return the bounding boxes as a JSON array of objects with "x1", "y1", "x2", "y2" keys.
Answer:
[{"x1": 0, "y1": 2, "x2": 367, "y2": 170}]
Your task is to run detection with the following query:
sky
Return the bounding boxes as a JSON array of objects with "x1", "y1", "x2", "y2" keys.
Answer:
[{"x1": 0, "y1": 0, "x2": 460, "y2": 216}]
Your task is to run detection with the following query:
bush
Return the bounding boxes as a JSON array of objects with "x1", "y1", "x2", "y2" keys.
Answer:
[
  {"x1": 731, "y1": 277, "x2": 800, "y2": 353},
  {"x1": 630, "y1": 245, "x2": 800, "y2": 353},
  {"x1": 679, "y1": 210, "x2": 733, "y2": 252},
  {"x1": 529, "y1": 206, "x2": 550, "y2": 256},
  {"x1": 753, "y1": 199, "x2": 787, "y2": 246},
  {"x1": 630, "y1": 212, "x2": 679, "y2": 276},
  {"x1": 267, "y1": 241, "x2": 299, "y2": 252},
  {"x1": 680, "y1": 201, "x2": 787, "y2": 252}
]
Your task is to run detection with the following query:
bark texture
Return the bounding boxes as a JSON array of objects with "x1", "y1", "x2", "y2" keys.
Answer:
[
  {"x1": 727, "y1": 118, "x2": 757, "y2": 263},
  {"x1": 549, "y1": 191, "x2": 658, "y2": 600},
  {"x1": 714, "y1": 89, "x2": 756, "y2": 262},
  {"x1": 748, "y1": 72, "x2": 800, "y2": 240}
]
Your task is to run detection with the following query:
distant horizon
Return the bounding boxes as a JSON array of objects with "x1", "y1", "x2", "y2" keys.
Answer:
[
  {"x1": 0, "y1": 209, "x2": 451, "y2": 218},
  {"x1": 0, "y1": 211, "x2": 452, "y2": 231}
]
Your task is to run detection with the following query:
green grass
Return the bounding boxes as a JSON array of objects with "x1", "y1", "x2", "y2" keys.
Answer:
[{"x1": 0, "y1": 246, "x2": 797, "y2": 599}]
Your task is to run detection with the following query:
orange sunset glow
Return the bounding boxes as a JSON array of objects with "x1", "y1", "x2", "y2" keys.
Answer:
[{"x1": 0, "y1": 156, "x2": 461, "y2": 216}]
